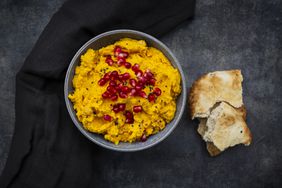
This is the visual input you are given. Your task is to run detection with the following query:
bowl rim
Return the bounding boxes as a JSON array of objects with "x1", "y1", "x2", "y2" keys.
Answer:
[{"x1": 64, "y1": 29, "x2": 187, "y2": 152}]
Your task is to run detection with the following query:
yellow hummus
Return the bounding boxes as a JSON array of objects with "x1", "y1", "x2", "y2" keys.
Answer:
[{"x1": 68, "y1": 38, "x2": 181, "y2": 144}]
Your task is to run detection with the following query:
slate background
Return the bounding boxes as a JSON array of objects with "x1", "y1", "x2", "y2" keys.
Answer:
[{"x1": 0, "y1": 0, "x2": 282, "y2": 187}]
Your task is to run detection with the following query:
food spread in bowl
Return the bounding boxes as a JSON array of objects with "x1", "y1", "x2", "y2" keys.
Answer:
[{"x1": 68, "y1": 38, "x2": 181, "y2": 144}]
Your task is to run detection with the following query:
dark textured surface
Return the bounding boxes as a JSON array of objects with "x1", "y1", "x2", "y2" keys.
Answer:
[
  {"x1": 0, "y1": 0, "x2": 66, "y2": 172},
  {"x1": 1, "y1": 0, "x2": 282, "y2": 187}
]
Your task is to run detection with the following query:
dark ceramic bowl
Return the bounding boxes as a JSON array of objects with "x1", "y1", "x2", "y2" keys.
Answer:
[{"x1": 64, "y1": 30, "x2": 187, "y2": 151}]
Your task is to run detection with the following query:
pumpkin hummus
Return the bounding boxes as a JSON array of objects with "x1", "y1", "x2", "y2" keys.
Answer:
[{"x1": 68, "y1": 38, "x2": 181, "y2": 144}]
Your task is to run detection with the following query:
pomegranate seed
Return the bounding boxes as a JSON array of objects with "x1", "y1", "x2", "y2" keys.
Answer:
[
  {"x1": 137, "y1": 80, "x2": 145, "y2": 87},
  {"x1": 105, "y1": 56, "x2": 114, "y2": 66},
  {"x1": 102, "y1": 91, "x2": 110, "y2": 98},
  {"x1": 144, "y1": 71, "x2": 153, "y2": 78},
  {"x1": 114, "y1": 46, "x2": 122, "y2": 56},
  {"x1": 141, "y1": 134, "x2": 147, "y2": 142},
  {"x1": 132, "y1": 63, "x2": 140, "y2": 72},
  {"x1": 119, "y1": 92, "x2": 127, "y2": 98},
  {"x1": 148, "y1": 78, "x2": 156, "y2": 86},
  {"x1": 122, "y1": 73, "x2": 131, "y2": 80},
  {"x1": 124, "y1": 111, "x2": 134, "y2": 120},
  {"x1": 117, "y1": 58, "x2": 125, "y2": 66},
  {"x1": 133, "y1": 106, "x2": 142, "y2": 113},
  {"x1": 111, "y1": 70, "x2": 118, "y2": 76},
  {"x1": 118, "y1": 103, "x2": 126, "y2": 111},
  {"x1": 143, "y1": 72, "x2": 149, "y2": 78},
  {"x1": 124, "y1": 110, "x2": 131, "y2": 117},
  {"x1": 98, "y1": 78, "x2": 107, "y2": 86},
  {"x1": 124, "y1": 62, "x2": 132, "y2": 69},
  {"x1": 121, "y1": 86, "x2": 130, "y2": 93},
  {"x1": 110, "y1": 71, "x2": 118, "y2": 80},
  {"x1": 118, "y1": 74, "x2": 123, "y2": 81},
  {"x1": 148, "y1": 93, "x2": 155, "y2": 102},
  {"x1": 103, "y1": 114, "x2": 112, "y2": 121},
  {"x1": 113, "y1": 105, "x2": 120, "y2": 113},
  {"x1": 103, "y1": 90, "x2": 112, "y2": 98},
  {"x1": 130, "y1": 88, "x2": 137, "y2": 96},
  {"x1": 113, "y1": 107, "x2": 119, "y2": 113},
  {"x1": 135, "y1": 70, "x2": 143, "y2": 77},
  {"x1": 138, "y1": 76, "x2": 147, "y2": 84},
  {"x1": 103, "y1": 72, "x2": 111, "y2": 81},
  {"x1": 129, "y1": 79, "x2": 137, "y2": 87},
  {"x1": 125, "y1": 118, "x2": 134, "y2": 124},
  {"x1": 109, "y1": 80, "x2": 116, "y2": 87},
  {"x1": 154, "y1": 88, "x2": 162, "y2": 96},
  {"x1": 124, "y1": 111, "x2": 134, "y2": 123},
  {"x1": 107, "y1": 85, "x2": 116, "y2": 93},
  {"x1": 138, "y1": 91, "x2": 147, "y2": 98},
  {"x1": 106, "y1": 60, "x2": 114, "y2": 66},
  {"x1": 118, "y1": 52, "x2": 129, "y2": 58},
  {"x1": 110, "y1": 94, "x2": 118, "y2": 101},
  {"x1": 135, "y1": 84, "x2": 143, "y2": 91},
  {"x1": 116, "y1": 83, "x2": 123, "y2": 91}
]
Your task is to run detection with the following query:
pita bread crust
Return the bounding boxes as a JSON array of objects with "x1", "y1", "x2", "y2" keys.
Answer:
[
  {"x1": 206, "y1": 142, "x2": 221, "y2": 156},
  {"x1": 197, "y1": 118, "x2": 207, "y2": 137},
  {"x1": 189, "y1": 70, "x2": 243, "y2": 119},
  {"x1": 202, "y1": 102, "x2": 252, "y2": 152}
]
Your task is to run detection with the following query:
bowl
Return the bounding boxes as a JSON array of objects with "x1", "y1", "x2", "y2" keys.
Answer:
[{"x1": 64, "y1": 29, "x2": 187, "y2": 152}]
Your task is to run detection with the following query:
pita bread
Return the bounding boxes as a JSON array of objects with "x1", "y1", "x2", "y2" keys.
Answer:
[
  {"x1": 189, "y1": 70, "x2": 243, "y2": 119},
  {"x1": 199, "y1": 102, "x2": 252, "y2": 156},
  {"x1": 190, "y1": 70, "x2": 252, "y2": 156}
]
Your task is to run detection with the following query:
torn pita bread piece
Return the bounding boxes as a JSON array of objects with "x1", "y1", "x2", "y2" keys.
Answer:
[
  {"x1": 198, "y1": 102, "x2": 252, "y2": 156},
  {"x1": 189, "y1": 69, "x2": 243, "y2": 119},
  {"x1": 189, "y1": 70, "x2": 252, "y2": 156}
]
